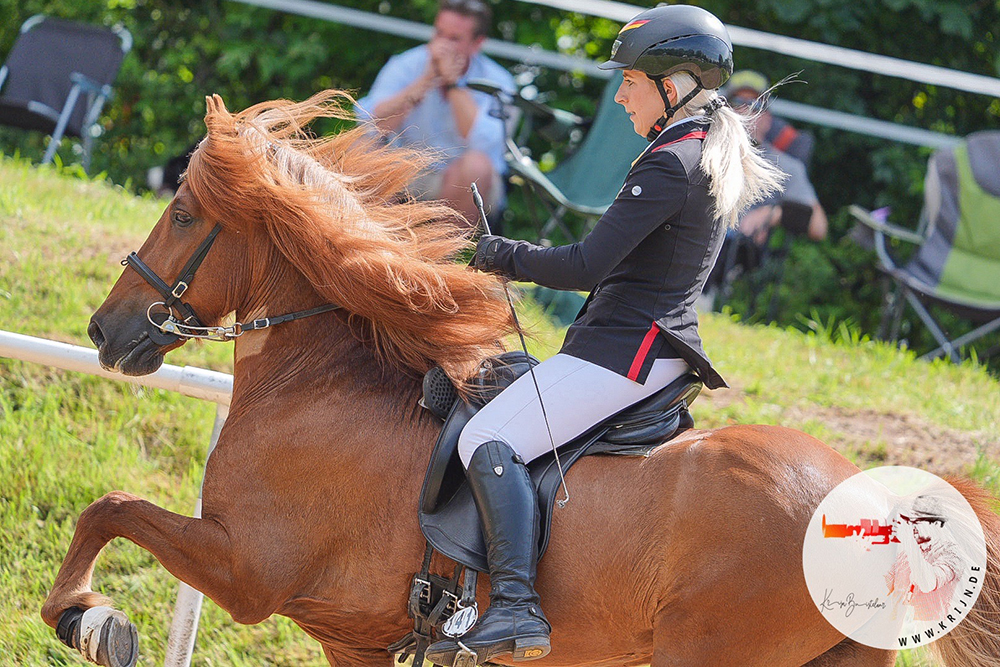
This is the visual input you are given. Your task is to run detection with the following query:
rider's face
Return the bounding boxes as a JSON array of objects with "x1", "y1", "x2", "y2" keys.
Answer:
[{"x1": 615, "y1": 70, "x2": 676, "y2": 136}]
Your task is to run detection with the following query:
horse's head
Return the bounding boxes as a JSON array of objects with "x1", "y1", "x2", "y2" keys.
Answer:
[
  {"x1": 93, "y1": 90, "x2": 518, "y2": 385},
  {"x1": 90, "y1": 169, "x2": 244, "y2": 376}
]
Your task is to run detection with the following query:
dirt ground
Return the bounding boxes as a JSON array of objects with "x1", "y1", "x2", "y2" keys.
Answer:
[{"x1": 702, "y1": 386, "x2": 998, "y2": 476}]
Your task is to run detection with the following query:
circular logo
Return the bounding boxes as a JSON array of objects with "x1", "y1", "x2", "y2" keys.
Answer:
[
  {"x1": 631, "y1": 185, "x2": 642, "y2": 196},
  {"x1": 802, "y1": 466, "x2": 987, "y2": 650}
]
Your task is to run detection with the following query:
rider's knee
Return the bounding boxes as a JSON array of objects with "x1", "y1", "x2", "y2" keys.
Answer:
[{"x1": 458, "y1": 421, "x2": 504, "y2": 469}]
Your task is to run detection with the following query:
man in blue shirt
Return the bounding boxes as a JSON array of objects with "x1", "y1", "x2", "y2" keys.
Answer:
[{"x1": 356, "y1": 0, "x2": 515, "y2": 227}]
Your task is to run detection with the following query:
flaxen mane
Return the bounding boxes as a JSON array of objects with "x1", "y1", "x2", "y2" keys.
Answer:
[{"x1": 185, "y1": 90, "x2": 517, "y2": 384}]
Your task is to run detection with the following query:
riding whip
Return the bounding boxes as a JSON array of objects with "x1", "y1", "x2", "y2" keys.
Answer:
[{"x1": 470, "y1": 183, "x2": 570, "y2": 508}]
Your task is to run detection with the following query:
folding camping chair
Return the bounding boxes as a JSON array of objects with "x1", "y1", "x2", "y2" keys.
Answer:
[
  {"x1": 0, "y1": 15, "x2": 132, "y2": 171},
  {"x1": 850, "y1": 130, "x2": 1000, "y2": 363},
  {"x1": 507, "y1": 71, "x2": 648, "y2": 242}
]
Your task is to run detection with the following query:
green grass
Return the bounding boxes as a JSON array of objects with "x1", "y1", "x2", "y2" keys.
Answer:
[{"x1": 2, "y1": 157, "x2": 998, "y2": 665}]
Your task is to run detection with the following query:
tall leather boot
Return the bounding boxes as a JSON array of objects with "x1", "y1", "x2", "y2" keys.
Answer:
[{"x1": 425, "y1": 441, "x2": 551, "y2": 665}]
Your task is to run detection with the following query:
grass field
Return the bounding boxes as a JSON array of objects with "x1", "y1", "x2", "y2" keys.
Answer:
[{"x1": 2, "y1": 157, "x2": 998, "y2": 666}]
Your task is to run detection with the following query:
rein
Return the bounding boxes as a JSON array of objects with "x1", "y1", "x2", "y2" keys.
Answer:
[{"x1": 122, "y1": 223, "x2": 340, "y2": 344}]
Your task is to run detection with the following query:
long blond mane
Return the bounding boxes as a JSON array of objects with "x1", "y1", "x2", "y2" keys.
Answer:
[{"x1": 185, "y1": 90, "x2": 516, "y2": 384}]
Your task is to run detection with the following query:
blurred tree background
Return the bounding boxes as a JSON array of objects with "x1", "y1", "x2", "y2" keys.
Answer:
[{"x1": 2, "y1": 0, "x2": 1000, "y2": 363}]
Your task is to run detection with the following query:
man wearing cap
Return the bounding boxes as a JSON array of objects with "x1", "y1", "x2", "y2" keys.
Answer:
[
  {"x1": 355, "y1": 0, "x2": 514, "y2": 227},
  {"x1": 723, "y1": 70, "x2": 828, "y2": 244},
  {"x1": 726, "y1": 70, "x2": 815, "y2": 164}
]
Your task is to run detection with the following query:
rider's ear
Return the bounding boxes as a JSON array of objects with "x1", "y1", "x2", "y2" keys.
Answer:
[{"x1": 659, "y1": 78, "x2": 678, "y2": 107}]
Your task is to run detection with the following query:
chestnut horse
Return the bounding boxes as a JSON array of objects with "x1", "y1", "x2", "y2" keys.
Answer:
[{"x1": 42, "y1": 92, "x2": 1000, "y2": 667}]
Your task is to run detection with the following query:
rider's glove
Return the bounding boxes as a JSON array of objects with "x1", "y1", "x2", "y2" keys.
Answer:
[{"x1": 473, "y1": 234, "x2": 507, "y2": 275}]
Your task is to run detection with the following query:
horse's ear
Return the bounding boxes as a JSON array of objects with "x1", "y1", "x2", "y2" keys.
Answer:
[{"x1": 204, "y1": 94, "x2": 228, "y2": 119}]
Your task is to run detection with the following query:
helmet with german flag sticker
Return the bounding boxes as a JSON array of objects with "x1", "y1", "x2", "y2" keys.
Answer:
[{"x1": 599, "y1": 4, "x2": 733, "y2": 91}]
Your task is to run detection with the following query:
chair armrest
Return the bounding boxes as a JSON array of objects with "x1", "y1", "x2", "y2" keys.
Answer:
[
  {"x1": 70, "y1": 72, "x2": 114, "y2": 101},
  {"x1": 848, "y1": 205, "x2": 924, "y2": 245},
  {"x1": 507, "y1": 150, "x2": 609, "y2": 217},
  {"x1": 468, "y1": 78, "x2": 584, "y2": 128}
]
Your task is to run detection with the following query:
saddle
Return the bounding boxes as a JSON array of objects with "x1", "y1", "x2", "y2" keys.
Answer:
[{"x1": 417, "y1": 351, "x2": 702, "y2": 573}]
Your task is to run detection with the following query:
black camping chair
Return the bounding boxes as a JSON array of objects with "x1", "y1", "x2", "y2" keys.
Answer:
[{"x1": 0, "y1": 15, "x2": 132, "y2": 171}]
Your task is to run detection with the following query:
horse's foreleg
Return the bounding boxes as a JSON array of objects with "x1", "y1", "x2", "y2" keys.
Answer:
[{"x1": 42, "y1": 490, "x2": 235, "y2": 630}]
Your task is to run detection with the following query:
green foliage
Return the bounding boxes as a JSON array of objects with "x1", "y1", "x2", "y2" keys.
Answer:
[
  {"x1": 688, "y1": 0, "x2": 1000, "y2": 365},
  {"x1": 1, "y1": 0, "x2": 1000, "y2": 364}
]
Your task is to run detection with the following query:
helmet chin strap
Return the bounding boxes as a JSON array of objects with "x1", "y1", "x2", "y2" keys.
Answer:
[{"x1": 645, "y1": 75, "x2": 704, "y2": 142}]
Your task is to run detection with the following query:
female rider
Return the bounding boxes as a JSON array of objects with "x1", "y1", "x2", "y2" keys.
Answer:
[{"x1": 425, "y1": 5, "x2": 785, "y2": 664}]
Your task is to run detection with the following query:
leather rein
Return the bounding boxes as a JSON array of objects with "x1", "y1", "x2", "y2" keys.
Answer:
[{"x1": 122, "y1": 223, "x2": 340, "y2": 345}]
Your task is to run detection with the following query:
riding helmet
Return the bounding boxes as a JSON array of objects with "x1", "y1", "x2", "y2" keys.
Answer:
[{"x1": 598, "y1": 5, "x2": 734, "y2": 91}]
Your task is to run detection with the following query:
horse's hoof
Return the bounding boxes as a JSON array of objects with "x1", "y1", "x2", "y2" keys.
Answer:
[{"x1": 55, "y1": 606, "x2": 138, "y2": 667}]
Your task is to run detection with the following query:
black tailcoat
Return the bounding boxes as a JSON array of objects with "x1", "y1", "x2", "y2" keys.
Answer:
[{"x1": 491, "y1": 118, "x2": 727, "y2": 390}]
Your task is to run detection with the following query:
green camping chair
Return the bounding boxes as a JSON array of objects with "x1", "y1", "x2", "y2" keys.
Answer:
[
  {"x1": 850, "y1": 130, "x2": 1000, "y2": 362},
  {"x1": 507, "y1": 71, "x2": 648, "y2": 242}
]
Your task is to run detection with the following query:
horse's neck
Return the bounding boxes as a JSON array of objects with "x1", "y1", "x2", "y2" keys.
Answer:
[{"x1": 226, "y1": 253, "x2": 437, "y2": 489}]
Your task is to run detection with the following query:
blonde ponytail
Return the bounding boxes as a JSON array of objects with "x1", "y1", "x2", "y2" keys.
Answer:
[{"x1": 667, "y1": 72, "x2": 786, "y2": 228}]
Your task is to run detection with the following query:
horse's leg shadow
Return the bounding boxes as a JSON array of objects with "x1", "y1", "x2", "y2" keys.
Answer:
[{"x1": 41, "y1": 491, "x2": 239, "y2": 667}]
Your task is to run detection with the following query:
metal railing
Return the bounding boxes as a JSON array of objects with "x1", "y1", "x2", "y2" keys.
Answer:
[{"x1": 229, "y1": 0, "x2": 973, "y2": 148}]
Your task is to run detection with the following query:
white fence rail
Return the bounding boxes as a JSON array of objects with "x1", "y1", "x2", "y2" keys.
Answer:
[
  {"x1": 0, "y1": 329, "x2": 229, "y2": 667},
  {"x1": 517, "y1": 0, "x2": 1000, "y2": 98},
  {"x1": 228, "y1": 0, "x2": 976, "y2": 148}
]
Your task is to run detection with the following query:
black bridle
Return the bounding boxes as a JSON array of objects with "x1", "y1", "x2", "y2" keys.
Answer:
[{"x1": 122, "y1": 223, "x2": 340, "y2": 345}]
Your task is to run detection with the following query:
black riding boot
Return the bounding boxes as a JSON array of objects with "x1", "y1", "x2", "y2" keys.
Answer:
[{"x1": 425, "y1": 441, "x2": 551, "y2": 666}]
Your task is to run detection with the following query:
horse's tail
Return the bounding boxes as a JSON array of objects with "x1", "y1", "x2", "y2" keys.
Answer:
[{"x1": 928, "y1": 477, "x2": 1000, "y2": 667}]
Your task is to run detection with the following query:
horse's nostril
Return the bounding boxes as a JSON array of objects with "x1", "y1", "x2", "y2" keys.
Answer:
[{"x1": 88, "y1": 319, "x2": 106, "y2": 349}]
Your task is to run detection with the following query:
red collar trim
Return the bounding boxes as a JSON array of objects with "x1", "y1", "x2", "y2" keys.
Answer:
[{"x1": 651, "y1": 130, "x2": 708, "y2": 153}]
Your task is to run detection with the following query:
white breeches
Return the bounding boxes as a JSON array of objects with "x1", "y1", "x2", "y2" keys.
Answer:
[{"x1": 458, "y1": 353, "x2": 691, "y2": 468}]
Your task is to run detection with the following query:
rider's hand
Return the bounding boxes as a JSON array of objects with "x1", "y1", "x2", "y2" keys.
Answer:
[{"x1": 473, "y1": 234, "x2": 506, "y2": 275}]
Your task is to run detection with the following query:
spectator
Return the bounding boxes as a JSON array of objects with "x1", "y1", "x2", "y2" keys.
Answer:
[
  {"x1": 700, "y1": 72, "x2": 827, "y2": 311},
  {"x1": 724, "y1": 71, "x2": 828, "y2": 243},
  {"x1": 355, "y1": 0, "x2": 514, "y2": 227},
  {"x1": 725, "y1": 70, "x2": 814, "y2": 166}
]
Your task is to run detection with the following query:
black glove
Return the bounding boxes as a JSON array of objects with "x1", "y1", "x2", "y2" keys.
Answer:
[{"x1": 473, "y1": 234, "x2": 506, "y2": 274}]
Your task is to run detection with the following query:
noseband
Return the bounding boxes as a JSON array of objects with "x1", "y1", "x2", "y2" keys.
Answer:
[{"x1": 122, "y1": 223, "x2": 340, "y2": 345}]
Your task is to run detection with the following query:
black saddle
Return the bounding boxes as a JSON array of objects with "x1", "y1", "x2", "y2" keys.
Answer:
[{"x1": 418, "y1": 352, "x2": 702, "y2": 572}]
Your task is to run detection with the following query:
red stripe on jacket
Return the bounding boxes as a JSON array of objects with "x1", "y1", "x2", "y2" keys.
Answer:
[
  {"x1": 627, "y1": 323, "x2": 661, "y2": 381},
  {"x1": 651, "y1": 130, "x2": 708, "y2": 153}
]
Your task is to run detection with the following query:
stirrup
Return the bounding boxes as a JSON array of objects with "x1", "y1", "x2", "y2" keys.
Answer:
[{"x1": 452, "y1": 642, "x2": 477, "y2": 667}]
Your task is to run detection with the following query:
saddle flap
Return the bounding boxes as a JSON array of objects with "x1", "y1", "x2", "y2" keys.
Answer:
[{"x1": 417, "y1": 367, "x2": 703, "y2": 573}]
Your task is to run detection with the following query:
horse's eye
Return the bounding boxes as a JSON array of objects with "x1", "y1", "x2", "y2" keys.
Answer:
[{"x1": 172, "y1": 210, "x2": 193, "y2": 227}]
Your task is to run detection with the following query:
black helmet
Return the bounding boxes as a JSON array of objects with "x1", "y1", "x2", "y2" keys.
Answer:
[{"x1": 599, "y1": 5, "x2": 733, "y2": 91}]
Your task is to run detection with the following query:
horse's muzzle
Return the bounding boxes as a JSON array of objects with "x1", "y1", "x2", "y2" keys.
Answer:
[{"x1": 89, "y1": 315, "x2": 167, "y2": 377}]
